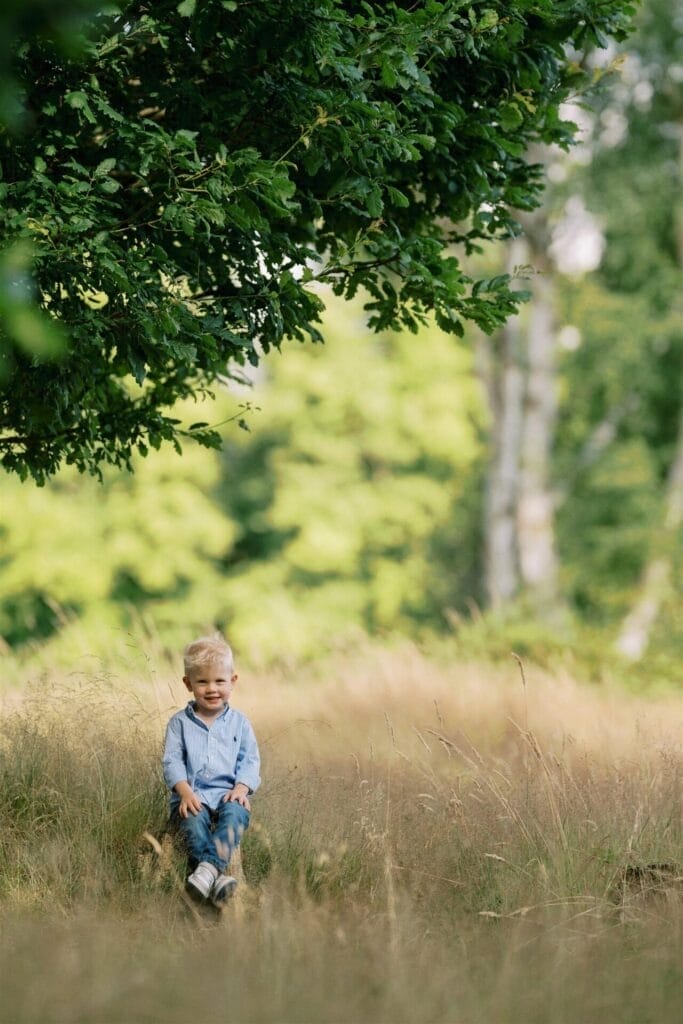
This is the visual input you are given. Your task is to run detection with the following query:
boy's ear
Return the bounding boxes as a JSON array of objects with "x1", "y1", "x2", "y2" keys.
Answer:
[
  {"x1": 231, "y1": 673, "x2": 239, "y2": 684},
  {"x1": 182, "y1": 675, "x2": 193, "y2": 691}
]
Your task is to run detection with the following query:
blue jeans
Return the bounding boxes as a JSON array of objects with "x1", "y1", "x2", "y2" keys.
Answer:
[{"x1": 171, "y1": 801, "x2": 250, "y2": 873}]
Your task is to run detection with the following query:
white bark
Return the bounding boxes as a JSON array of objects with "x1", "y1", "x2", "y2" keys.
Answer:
[
  {"x1": 479, "y1": 237, "x2": 526, "y2": 606},
  {"x1": 516, "y1": 250, "x2": 560, "y2": 602},
  {"x1": 509, "y1": 145, "x2": 560, "y2": 606},
  {"x1": 479, "y1": 180, "x2": 561, "y2": 611}
]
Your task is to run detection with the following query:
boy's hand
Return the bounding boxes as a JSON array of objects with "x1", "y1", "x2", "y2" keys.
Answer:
[
  {"x1": 174, "y1": 782, "x2": 203, "y2": 818},
  {"x1": 179, "y1": 791, "x2": 203, "y2": 818},
  {"x1": 223, "y1": 783, "x2": 251, "y2": 810}
]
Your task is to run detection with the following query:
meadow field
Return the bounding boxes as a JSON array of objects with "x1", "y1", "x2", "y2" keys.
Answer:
[{"x1": 0, "y1": 643, "x2": 680, "y2": 1023}]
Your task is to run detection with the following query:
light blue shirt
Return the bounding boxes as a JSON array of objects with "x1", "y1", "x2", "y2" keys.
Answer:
[{"x1": 163, "y1": 701, "x2": 261, "y2": 810}]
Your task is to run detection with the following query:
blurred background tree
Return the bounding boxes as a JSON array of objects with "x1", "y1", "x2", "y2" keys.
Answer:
[
  {"x1": 464, "y1": 0, "x2": 682, "y2": 673},
  {"x1": 555, "y1": 0, "x2": 683, "y2": 664}
]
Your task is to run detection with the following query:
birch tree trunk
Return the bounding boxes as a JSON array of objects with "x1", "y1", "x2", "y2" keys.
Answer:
[
  {"x1": 479, "y1": 210, "x2": 561, "y2": 611},
  {"x1": 516, "y1": 212, "x2": 561, "y2": 606},
  {"x1": 478, "y1": 237, "x2": 526, "y2": 606},
  {"x1": 615, "y1": 408, "x2": 683, "y2": 660}
]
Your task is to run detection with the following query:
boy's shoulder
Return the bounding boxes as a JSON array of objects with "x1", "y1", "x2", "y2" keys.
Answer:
[
  {"x1": 167, "y1": 703, "x2": 190, "y2": 724},
  {"x1": 165, "y1": 704, "x2": 187, "y2": 729},
  {"x1": 228, "y1": 705, "x2": 255, "y2": 729}
]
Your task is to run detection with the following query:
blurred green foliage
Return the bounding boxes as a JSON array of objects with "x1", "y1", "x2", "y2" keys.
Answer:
[
  {"x1": 556, "y1": 279, "x2": 682, "y2": 620},
  {"x1": 0, "y1": 299, "x2": 485, "y2": 662},
  {"x1": 0, "y1": 1, "x2": 101, "y2": 128},
  {"x1": 217, "y1": 303, "x2": 486, "y2": 655},
  {"x1": 548, "y1": 0, "x2": 683, "y2": 674},
  {"x1": 1, "y1": 289, "x2": 680, "y2": 684}
]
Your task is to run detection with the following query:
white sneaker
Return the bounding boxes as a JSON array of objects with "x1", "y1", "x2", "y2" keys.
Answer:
[
  {"x1": 186, "y1": 861, "x2": 218, "y2": 901},
  {"x1": 211, "y1": 873, "x2": 237, "y2": 907}
]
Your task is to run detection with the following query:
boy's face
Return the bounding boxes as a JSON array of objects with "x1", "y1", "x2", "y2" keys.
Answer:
[{"x1": 183, "y1": 657, "x2": 237, "y2": 716}]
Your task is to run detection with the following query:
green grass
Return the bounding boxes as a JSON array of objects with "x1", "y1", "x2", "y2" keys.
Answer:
[{"x1": 0, "y1": 650, "x2": 680, "y2": 1023}]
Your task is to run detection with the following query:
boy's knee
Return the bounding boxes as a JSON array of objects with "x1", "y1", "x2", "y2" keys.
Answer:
[
  {"x1": 172, "y1": 807, "x2": 209, "y2": 834},
  {"x1": 219, "y1": 802, "x2": 250, "y2": 844},
  {"x1": 221, "y1": 801, "x2": 250, "y2": 825}
]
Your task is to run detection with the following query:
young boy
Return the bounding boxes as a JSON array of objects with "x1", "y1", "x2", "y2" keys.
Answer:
[{"x1": 162, "y1": 634, "x2": 260, "y2": 907}]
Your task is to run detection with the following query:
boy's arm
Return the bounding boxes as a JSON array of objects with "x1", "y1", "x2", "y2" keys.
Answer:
[
  {"x1": 235, "y1": 719, "x2": 261, "y2": 793},
  {"x1": 173, "y1": 780, "x2": 203, "y2": 818},
  {"x1": 223, "y1": 719, "x2": 260, "y2": 806},
  {"x1": 163, "y1": 717, "x2": 202, "y2": 818}
]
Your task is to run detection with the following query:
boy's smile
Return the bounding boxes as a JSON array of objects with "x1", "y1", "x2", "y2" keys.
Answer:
[{"x1": 183, "y1": 657, "x2": 238, "y2": 720}]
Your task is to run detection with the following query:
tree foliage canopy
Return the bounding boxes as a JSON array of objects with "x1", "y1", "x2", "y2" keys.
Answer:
[{"x1": 1, "y1": 0, "x2": 636, "y2": 482}]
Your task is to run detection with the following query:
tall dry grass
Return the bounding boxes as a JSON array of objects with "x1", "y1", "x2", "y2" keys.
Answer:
[{"x1": 0, "y1": 644, "x2": 680, "y2": 1023}]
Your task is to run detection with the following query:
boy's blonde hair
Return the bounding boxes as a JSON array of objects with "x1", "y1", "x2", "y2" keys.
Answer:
[{"x1": 183, "y1": 633, "x2": 234, "y2": 674}]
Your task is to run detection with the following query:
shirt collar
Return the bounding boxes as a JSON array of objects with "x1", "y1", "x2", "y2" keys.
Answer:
[{"x1": 185, "y1": 700, "x2": 230, "y2": 724}]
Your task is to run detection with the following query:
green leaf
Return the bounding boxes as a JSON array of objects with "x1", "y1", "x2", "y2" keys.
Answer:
[
  {"x1": 177, "y1": 0, "x2": 196, "y2": 16},
  {"x1": 497, "y1": 137, "x2": 525, "y2": 157},
  {"x1": 499, "y1": 103, "x2": 524, "y2": 131},
  {"x1": 412, "y1": 134, "x2": 436, "y2": 151},
  {"x1": 174, "y1": 128, "x2": 199, "y2": 147},
  {"x1": 380, "y1": 60, "x2": 397, "y2": 88},
  {"x1": 387, "y1": 186, "x2": 410, "y2": 208},
  {"x1": 95, "y1": 157, "x2": 117, "y2": 176},
  {"x1": 478, "y1": 10, "x2": 499, "y2": 31},
  {"x1": 65, "y1": 91, "x2": 96, "y2": 123},
  {"x1": 400, "y1": 54, "x2": 420, "y2": 80},
  {"x1": 70, "y1": 216, "x2": 94, "y2": 232},
  {"x1": 366, "y1": 186, "x2": 383, "y2": 217}
]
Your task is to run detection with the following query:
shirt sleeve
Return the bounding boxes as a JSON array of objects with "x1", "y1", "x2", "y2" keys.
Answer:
[
  {"x1": 162, "y1": 715, "x2": 188, "y2": 792},
  {"x1": 234, "y1": 718, "x2": 261, "y2": 794}
]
